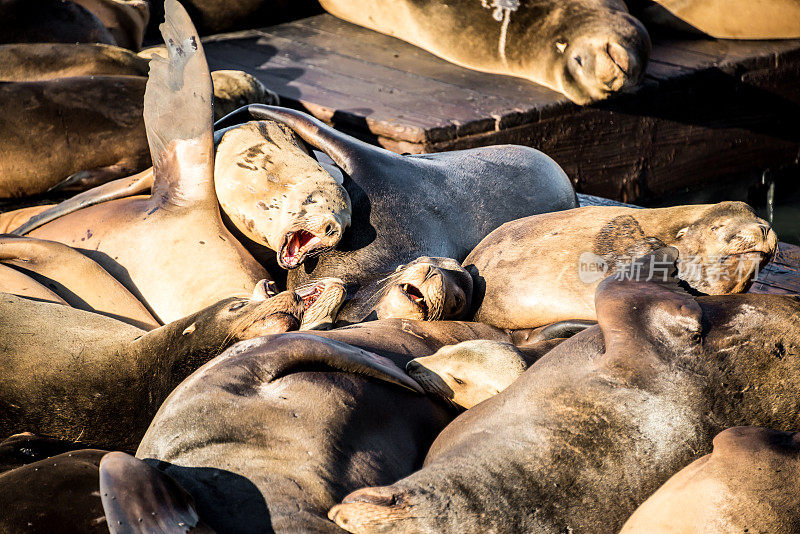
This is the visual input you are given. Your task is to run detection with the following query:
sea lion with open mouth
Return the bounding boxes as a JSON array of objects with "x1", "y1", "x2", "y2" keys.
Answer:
[
  {"x1": 464, "y1": 201, "x2": 778, "y2": 329},
  {"x1": 214, "y1": 104, "x2": 578, "y2": 292},
  {"x1": 319, "y1": 0, "x2": 651, "y2": 104}
]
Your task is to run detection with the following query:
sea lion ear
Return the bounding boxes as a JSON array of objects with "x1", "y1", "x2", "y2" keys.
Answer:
[
  {"x1": 595, "y1": 247, "x2": 703, "y2": 365},
  {"x1": 329, "y1": 485, "x2": 414, "y2": 532},
  {"x1": 145, "y1": 0, "x2": 216, "y2": 208},
  {"x1": 99, "y1": 452, "x2": 214, "y2": 533}
]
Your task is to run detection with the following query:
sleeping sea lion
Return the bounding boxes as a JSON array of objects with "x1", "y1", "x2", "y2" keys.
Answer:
[
  {"x1": 621, "y1": 425, "x2": 800, "y2": 533},
  {"x1": 0, "y1": 288, "x2": 308, "y2": 450},
  {"x1": 70, "y1": 0, "x2": 151, "y2": 50},
  {"x1": 22, "y1": 1, "x2": 276, "y2": 323},
  {"x1": 0, "y1": 448, "x2": 213, "y2": 533},
  {"x1": 0, "y1": 235, "x2": 158, "y2": 329},
  {"x1": 136, "y1": 333, "x2": 446, "y2": 533},
  {"x1": 319, "y1": 0, "x2": 651, "y2": 104},
  {"x1": 0, "y1": 43, "x2": 149, "y2": 81},
  {"x1": 0, "y1": 0, "x2": 116, "y2": 46},
  {"x1": 464, "y1": 201, "x2": 778, "y2": 329},
  {"x1": 214, "y1": 104, "x2": 578, "y2": 291},
  {"x1": 631, "y1": 0, "x2": 800, "y2": 39},
  {"x1": 328, "y1": 249, "x2": 800, "y2": 534},
  {"x1": 0, "y1": 264, "x2": 68, "y2": 305}
]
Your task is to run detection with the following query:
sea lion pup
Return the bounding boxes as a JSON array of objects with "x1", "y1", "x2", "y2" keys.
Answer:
[
  {"x1": 136, "y1": 333, "x2": 447, "y2": 533},
  {"x1": 631, "y1": 0, "x2": 800, "y2": 39},
  {"x1": 334, "y1": 257, "x2": 473, "y2": 326},
  {"x1": 0, "y1": 285, "x2": 309, "y2": 450},
  {"x1": 328, "y1": 249, "x2": 800, "y2": 534},
  {"x1": 621, "y1": 426, "x2": 800, "y2": 533},
  {"x1": 0, "y1": 448, "x2": 213, "y2": 533},
  {"x1": 464, "y1": 201, "x2": 778, "y2": 329},
  {"x1": 0, "y1": 0, "x2": 116, "y2": 46},
  {"x1": 214, "y1": 104, "x2": 578, "y2": 290},
  {"x1": 319, "y1": 0, "x2": 650, "y2": 104},
  {"x1": 21, "y1": 1, "x2": 277, "y2": 323},
  {"x1": 0, "y1": 235, "x2": 159, "y2": 329},
  {"x1": 214, "y1": 119, "x2": 351, "y2": 269}
]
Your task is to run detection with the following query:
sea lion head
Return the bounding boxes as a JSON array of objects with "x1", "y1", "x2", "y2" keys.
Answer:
[
  {"x1": 672, "y1": 202, "x2": 778, "y2": 294},
  {"x1": 344, "y1": 257, "x2": 473, "y2": 323},
  {"x1": 210, "y1": 70, "x2": 279, "y2": 120},
  {"x1": 295, "y1": 277, "x2": 348, "y2": 330},
  {"x1": 214, "y1": 120, "x2": 352, "y2": 269},
  {"x1": 542, "y1": 5, "x2": 651, "y2": 104},
  {"x1": 406, "y1": 340, "x2": 528, "y2": 410},
  {"x1": 223, "y1": 289, "x2": 306, "y2": 341}
]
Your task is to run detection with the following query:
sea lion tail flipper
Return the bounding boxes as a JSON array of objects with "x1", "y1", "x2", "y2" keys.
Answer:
[
  {"x1": 595, "y1": 246, "x2": 703, "y2": 363},
  {"x1": 145, "y1": 0, "x2": 215, "y2": 208},
  {"x1": 12, "y1": 169, "x2": 154, "y2": 235},
  {"x1": 99, "y1": 452, "x2": 215, "y2": 533},
  {"x1": 214, "y1": 104, "x2": 374, "y2": 175}
]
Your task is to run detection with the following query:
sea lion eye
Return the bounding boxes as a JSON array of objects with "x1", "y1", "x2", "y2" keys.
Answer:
[
  {"x1": 229, "y1": 301, "x2": 247, "y2": 311},
  {"x1": 555, "y1": 41, "x2": 568, "y2": 53},
  {"x1": 453, "y1": 377, "x2": 465, "y2": 385},
  {"x1": 676, "y1": 227, "x2": 688, "y2": 239}
]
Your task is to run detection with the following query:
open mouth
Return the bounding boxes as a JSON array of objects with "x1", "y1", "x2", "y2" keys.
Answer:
[
  {"x1": 400, "y1": 283, "x2": 428, "y2": 319},
  {"x1": 279, "y1": 230, "x2": 323, "y2": 269},
  {"x1": 295, "y1": 281, "x2": 326, "y2": 311}
]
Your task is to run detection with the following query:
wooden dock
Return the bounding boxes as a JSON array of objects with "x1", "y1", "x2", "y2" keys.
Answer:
[{"x1": 204, "y1": 14, "x2": 800, "y2": 204}]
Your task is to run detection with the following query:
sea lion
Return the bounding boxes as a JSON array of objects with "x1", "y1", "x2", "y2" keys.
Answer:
[
  {"x1": 464, "y1": 201, "x2": 778, "y2": 329},
  {"x1": 136, "y1": 333, "x2": 446, "y2": 533},
  {"x1": 631, "y1": 0, "x2": 800, "y2": 39},
  {"x1": 214, "y1": 120, "x2": 351, "y2": 269},
  {"x1": 319, "y1": 0, "x2": 651, "y2": 104},
  {"x1": 215, "y1": 104, "x2": 578, "y2": 291},
  {"x1": 0, "y1": 263, "x2": 68, "y2": 305},
  {"x1": 0, "y1": 287, "x2": 308, "y2": 450},
  {"x1": 71, "y1": 0, "x2": 150, "y2": 50},
  {"x1": 0, "y1": 0, "x2": 116, "y2": 46},
  {"x1": 335, "y1": 257, "x2": 473, "y2": 326},
  {"x1": 0, "y1": 448, "x2": 213, "y2": 533},
  {"x1": 328, "y1": 249, "x2": 800, "y2": 534},
  {"x1": 0, "y1": 235, "x2": 159, "y2": 329},
  {"x1": 21, "y1": 2, "x2": 277, "y2": 323},
  {"x1": 0, "y1": 70, "x2": 276, "y2": 197},
  {"x1": 621, "y1": 425, "x2": 800, "y2": 533},
  {"x1": 0, "y1": 43, "x2": 149, "y2": 81}
]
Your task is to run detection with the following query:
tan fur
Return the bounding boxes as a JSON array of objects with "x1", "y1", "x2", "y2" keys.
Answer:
[{"x1": 0, "y1": 264, "x2": 67, "y2": 305}]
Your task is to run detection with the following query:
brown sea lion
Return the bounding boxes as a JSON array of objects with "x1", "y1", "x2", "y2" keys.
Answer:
[
  {"x1": 22, "y1": 2, "x2": 276, "y2": 323},
  {"x1": 0, "y1": 448, "x2": 213, "y2": 533},
  {"x1": 328, "y1": 249, "x2": 800, "y2": 534},
  {"x1": 136, "y1": 333, "x2": 446, "y2": 533},
  {"x1": 0, "y1": 235, "x2": 159, "y2": 329},
  {"x1": 631, "y1": 0, "x2": 800, "y2": 39},
  {"x1": 0, "y1": 287, "x2": 307, "y2": 450},
  {"x1": 464, "y1": 202, "x2": 778, "y2": 329},
  {"x1": 0, "y1": 43, "x2": 149, "y2": 81},
  {"x1": 215, "y1": 104, "x2": 578, "y2": 292},
  {"x1": 621, "y1": 425, "x2": 800, "y2": 533},
  {"x1": 71, "y1": 0, "x2": 150, "y2": 50},
  {"x1": 0, "y1": 264, "x2": 68, "y2": 305},
  {"x1": 319, "y1": 0, "x2": 651, "y2": 104},
  {"x1": 0, "y1": 0, "x2": 116, "y2": 46}
]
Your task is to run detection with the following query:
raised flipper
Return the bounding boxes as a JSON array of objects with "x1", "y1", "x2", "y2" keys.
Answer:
[
  {"x1": 595, "y1": 246, "x2": 703, "y2": 376},
  {"x1": 0, "y1": 235, "x2": 159, "y2": 329},
  {"x1": 99, "y1": 451, "x2": 215, "y2": 534},
  {"x1": 225, "y1": 333, "x2": 424, "y2": 393},
  {"x1": 213, "y1": 104, "x2": 381, "y2": 176},
  {"x1": 13, "y1": 169, "x2": 153, "y2": 235},
  {"x1": 145, "y1": 0, "x2": 215, "y2": 209}
]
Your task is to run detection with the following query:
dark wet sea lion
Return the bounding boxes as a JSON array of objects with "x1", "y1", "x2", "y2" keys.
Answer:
[
  {"x1": 464, "y1": 202, "x2": 777, "y2": 329},
  {"x1": 0, "y1": 448, "x2": 213, "y2": 533},
  {"x1": 0, "y1": 289, "x2": 305, "y2": 450},
  {"x1": 0, "y1": 235, "x2": 159, "y2": 329},
  {"x1": 631, "y1": 0, "x2": 800, "y2": 39},
  {"x1": 335, "y1": 257, "x2": 473, "y2": 326},
  {"x1": 215, "y1": 104, "x2": 577, "y2": 291},
  {"x1": 136, "y1": 333, "x2": 443, "y2": 533},
  {"x1": 0, "y1": 0, "x2": 116, "y2": 46},
  {"x1": 23, "y1": 3, "x2": 277, "y2": 323},
  {"x1": 319, "y1": 0, "x2": 650, "y2": 104},
  {"x1": 329, "y1": 249, "x2": 800, "y2": 534},
  {"x1": 621, "y1": 425, "x2": 800, "y2": 533}
]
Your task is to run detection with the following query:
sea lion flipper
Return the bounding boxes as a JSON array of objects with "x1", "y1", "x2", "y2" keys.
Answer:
[
  {"x1": 214, "y1": 104, "x2": 375, "y2": 175},
  {"x1": 99, "y1": 451, "x2": 214, "y2": 533},
  {"x1": 144, "y1": 0, "x2": 215, "y2": 208},
  {"x1": 13, "y1": 169, "x2": 153, "y2": 235},
  {"x1": 595, "y1": 246, "x2": 702, "y2": 364}
]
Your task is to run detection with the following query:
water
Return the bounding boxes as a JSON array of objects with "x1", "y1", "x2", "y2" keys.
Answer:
[{"x1": 641, "y1": 166, "x2": 800, "y2": 246}]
